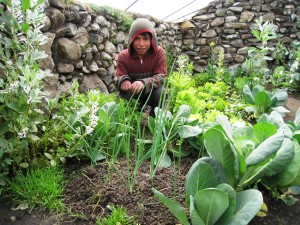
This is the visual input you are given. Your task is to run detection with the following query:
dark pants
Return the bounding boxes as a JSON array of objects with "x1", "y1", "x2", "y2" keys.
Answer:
[{"x1": 119, "y1": 86, "x2": 163, "y2": 116}]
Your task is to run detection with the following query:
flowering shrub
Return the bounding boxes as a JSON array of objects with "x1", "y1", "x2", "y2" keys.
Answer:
[{"x1": 0, "y1": 0, "x2": 49, "y2": 190}]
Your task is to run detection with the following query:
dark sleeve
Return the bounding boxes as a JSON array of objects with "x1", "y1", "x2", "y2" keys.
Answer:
[
  {"x1": 141, "y1": 47, "x2": 167, "y2": 94},
  {"x1": 116, "y1": 51, "x2": 132, "y2": 89}
]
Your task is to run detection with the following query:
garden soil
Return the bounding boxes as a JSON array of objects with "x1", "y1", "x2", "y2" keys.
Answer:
[{"x1": 1, "y1": 94, "x2": 300, "y2": 225}]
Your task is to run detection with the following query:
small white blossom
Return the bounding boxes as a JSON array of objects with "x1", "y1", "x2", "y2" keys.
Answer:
[
  {"x1": 10, "y1": 81, "x2": 19, "y2": 90},
  {"x1": 18, "y1": 127, "x2": 29, "y2": 139},
  {"x1": 86, "y1": 125, "x2": 93, "y2": 135}
]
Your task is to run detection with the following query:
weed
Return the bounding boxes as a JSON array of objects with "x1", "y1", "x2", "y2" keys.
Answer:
[
  {"x1": 88, "y1": 4, "x2": 133, "y2": 31},
  {"x1": 96, "y1": 205, "x2": 135, "y2": 225},
  {"x1": 5, "y1": 166, "x2": 65, "y2": 211}
]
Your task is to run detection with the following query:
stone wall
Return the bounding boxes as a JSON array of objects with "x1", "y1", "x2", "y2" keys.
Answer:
[{"x1": 40, "y1": 0, "x2": 299, "y2": 98}]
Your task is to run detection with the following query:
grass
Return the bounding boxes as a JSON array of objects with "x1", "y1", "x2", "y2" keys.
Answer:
[
  {"x1": 96, "y1": 204, "x2": 136, "y2": 225},
  {"x1": 6, "y1": 166, "x2": 65, "y2": 212}
]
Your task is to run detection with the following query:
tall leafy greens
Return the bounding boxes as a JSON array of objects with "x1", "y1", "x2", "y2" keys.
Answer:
[
  {"x1": 0, "y1": 0, "x2": 48, "y2": 189},
  {"x1": 242, "y1": 17, "x2": 277, "y2": 88},
  {"x1": 203, "y1": 115, "x2": 298, "y2": 191},
  {"x1": 257, "y1": 110, "x2": 300, "y2": 204},
  {"x1": 148, "y1": 104, "x2": 202, "y2": 178}
]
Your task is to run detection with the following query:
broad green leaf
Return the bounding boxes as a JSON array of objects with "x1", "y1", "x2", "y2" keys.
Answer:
[
  {"x1": 233, "y1": 136, "x2": 257, "y2": 159},
  {"x1": 186, "y1": 157, "x2": 227, "y2": 206},
  {"x1": 215, "y1": 184, "x2": 236, "y2": 225},
  {"x1": 252, "y1": 85, "x2": 264, "y2": 97},
  {"x1": 27, "y1": 134, "x2": 40, "y2": 142},
  {"x1": 278, "y1": 124, "x2": 293, "y2": 139},
  {"x1": 258, "y1": 111, "x2": 285, "y2": 128},
  {"x1": 22, "y1": 0, "x2": 31, "y2": 10},
  {"x1": 69, "y1": 106, "x2": 89, "y2": 124},
  {"x1": 194, "y1": 188, "x2": 229, "y2": 225},
  {"x1": 204, "y1": 128, "x2": 238, "y2": 187},
  {"x1": 253, "y1": 122, "x2": 277, "y2": 143},
  {"x1": 101, "y1": 102, "x2": 118, "y2": 119},
  {"x1": 294, "y1": 108, "x2": 300, "y2": 128},
  {"x1": 289, "y1": 186, "x2": 300, "y2": 195},
  {"x1": 227, "y1": 189, "x2": 263, "y2": 225},
  {"x1": 50, "y1": 160, "x2": 56, "y2": 167},
  {"x1": 0, "y1": 136, "x2": 8, "y2": 148},
  {"x1": 293, "y1": 131, "x2": 300, "y2": 143},
  {"x1": 265, "y1": 140, "x2": 300, "y2": 187},
  {"x1": 19, "y1": 162, "x2": 29, "y2": 168},
  {"x1": 155, "y1": 153, "x2": 171, "y2": 168},
  {"x1": 44, "y1": 153, "x2": 53, "y2": 160},
  {"x1": 93, "y1": 151, "x2": 106, "y2": 162},
  {"x1": 21, "y1": 22, "x2": 30, "y2": 33},
  {"x1": 176, "y1": 104, "x2": 190, "y2": 118},
  {"x1": 216, "y1": 115, "x2": 233, "y2": 142},
  {"x1": 148, "y1": 116, "x2": 155, "y2": 133},
  {"x1": 243, "y1": 138, "x2": 295, "y2": 188},
  {"x1": 152, "y1": 188, "x2": 189, "y2": 225},
  {"x1": 34, "y1": 0, "x2": 45, "y2": 8},
  {"x1": 255, "y1": 92, "x2": 271, "y2": 114},
  {"x1": 7, "y1": 102, "x2": 21, "y2": 112},
  {"x1": 271, "y1": 89, "x2": 288, "y2": 106},
  {"x1": 242, "y1": 85, "x2": 255, "y2": 104},
  {"x1": 246, "y1": 132, "x2": 284, "y2": 166},
  {"x1": 190, "y1": 195, "x2": 205, "y2": 225},
  {"x1": 155, "y1": 107, "x2": 172, "y2": 119},
  {"x1": 272, "y1": 106, "x2": 290, "y2": 116},
  {"x1": 178, "y1": 125, "x2": 202, "y2": 138}
]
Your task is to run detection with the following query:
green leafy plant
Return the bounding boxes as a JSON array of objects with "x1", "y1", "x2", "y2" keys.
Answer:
[
  {"x1": 148, "y1": 104, "x2": 202, "y2": 178},
  {"x1": 269, "y1": 66, "x2": 290, "y2": 88},
  {"x1": 109, "y1": 95, "x2": 149, "y2": 193},
  {"x1": 242, "y1": 17, "x2": 277, "y2": 88},
  {"x1": 0, "y1": 0, "x2": 49, "y2": 190},
  {"x1": 5, "y1": 166, "x2": 65, "y2": 211},
  {"x1": 288, "y1": 48, "x2": 300, "y2": 91},
  {"x1": 257, "y1": 110, "x2": 300, "y2": 204},
  {"x1": 96, "y1": 205, "x2": 135, "y2": 225},
  {"x1": 242, "y1": 84, "x2": 289, "y2": 118},
  {"x1": 61, "y1": 94, "x2": 121, "y2": 164},
  {"x1": 272, "y1": 42, "x2": 288, "y2": 67},
  {"x1": 153, "y1": 157, "x2": 263, "y2": 225},
  {"x1": 203, "y1": 115, "x2": 299, "y2": 191}
]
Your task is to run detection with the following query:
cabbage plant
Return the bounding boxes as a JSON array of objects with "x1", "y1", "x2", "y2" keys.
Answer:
[
  {"x1": 153, "y1": 157, "x2": 263, "y2": 225},
  {"x1": 243, "y1": 84, "x2": 290, "y2": 118}
]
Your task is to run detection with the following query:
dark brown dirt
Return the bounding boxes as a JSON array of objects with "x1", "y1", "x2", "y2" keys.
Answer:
[{"x1": 1, "y1": 155, "x2": 300, "y2": 225}]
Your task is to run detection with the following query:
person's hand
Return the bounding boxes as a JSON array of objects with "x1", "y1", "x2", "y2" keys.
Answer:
[
  {"x1": 120, "y1": 80, "x2": 132, "y2": 92},
  {"x1": 131, "y1": 81, "x2": 144, "y2": 94}
]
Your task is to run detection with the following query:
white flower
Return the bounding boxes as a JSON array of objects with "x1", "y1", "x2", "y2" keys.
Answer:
[
  {"x1": 90, "y1": 115, "x2": 99, "y2": 127},
  {"x1": 18, "y1": 127, "x2": 29, "y2": 139},
  {"x1": 86, "y1": 125, "x2": 93, "y2": 135}
]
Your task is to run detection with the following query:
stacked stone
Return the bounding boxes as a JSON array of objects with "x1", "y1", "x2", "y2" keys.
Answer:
[
  {"x1": 187, "y1": 0, "x2": 299, "y2": 71},
  {"x1": 39, "y1": 0, "x2": 299, "y2": 98}
]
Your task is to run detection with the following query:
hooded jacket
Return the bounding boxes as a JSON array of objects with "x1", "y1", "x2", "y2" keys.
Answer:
[{"x1": 117, "y1": 18, "x2": 167, "y2": 94}]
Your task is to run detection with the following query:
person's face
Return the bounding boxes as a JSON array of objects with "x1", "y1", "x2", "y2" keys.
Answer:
[{"x1": 132, "y1": 33, "x2": 151, "y2": 57}]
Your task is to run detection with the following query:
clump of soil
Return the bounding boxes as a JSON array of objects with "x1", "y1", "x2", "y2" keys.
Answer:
[{"x1": 62, "y1": 157, "x2": 194, "y2": 224}]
